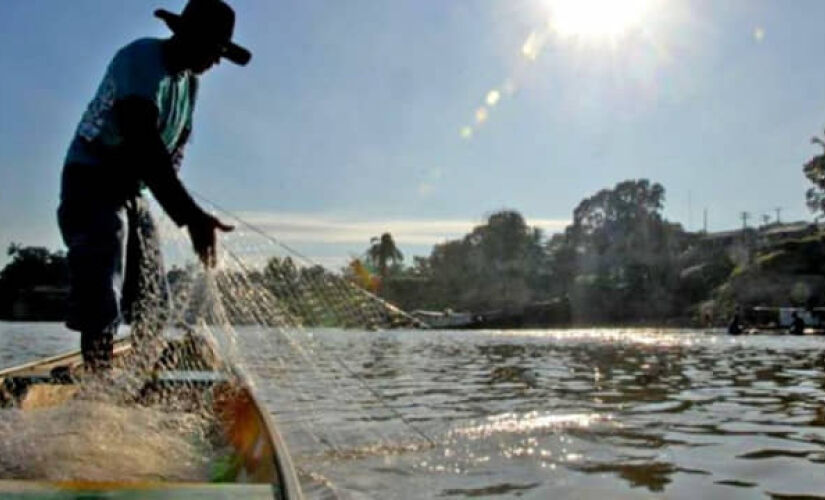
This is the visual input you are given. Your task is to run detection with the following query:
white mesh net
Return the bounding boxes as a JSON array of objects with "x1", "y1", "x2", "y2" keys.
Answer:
[{"x1": 0, "y1": 197, "x2": 434, "y2": 488}]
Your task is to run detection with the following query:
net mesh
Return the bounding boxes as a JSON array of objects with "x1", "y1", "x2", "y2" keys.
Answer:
[
  {"x1": 151, "y1": 201, "x2": 435, "y2": 455},
  {"x1": 151, "y1": 200, "x2": 435, "y2": 478},
  {"x1": 0, "y1": 198, "x2": 433, "y2": 486}
]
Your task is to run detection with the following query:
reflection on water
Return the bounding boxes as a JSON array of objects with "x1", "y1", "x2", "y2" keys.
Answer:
[
  {"x1": 3, "y1": 324, "x2": 825, "y2": 498},
  {"x1": 241, "y1": 328, "x2": 825, "y2": 499}
]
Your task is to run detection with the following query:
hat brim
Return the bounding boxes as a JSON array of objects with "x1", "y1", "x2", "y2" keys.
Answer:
[
  {"x1": 221, "y1": 41, "x2": 251, "y2": 66},
  {"x1": 154, "y1": 9, "x2": 251, "y2": 66}
]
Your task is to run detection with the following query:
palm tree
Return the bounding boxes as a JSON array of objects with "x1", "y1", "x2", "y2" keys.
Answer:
[{"x1": 367, "y1": 233, "x2": 403, "y2": 278}]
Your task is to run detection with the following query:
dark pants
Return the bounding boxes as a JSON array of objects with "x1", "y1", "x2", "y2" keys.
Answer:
[{"x1": 58, "y1": 167, "x2": 168, "y2": 367}]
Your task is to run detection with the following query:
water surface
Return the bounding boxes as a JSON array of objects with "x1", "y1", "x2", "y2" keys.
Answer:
[{"x1": 3, "y1": 323, "x2": 825, "y2": 499}]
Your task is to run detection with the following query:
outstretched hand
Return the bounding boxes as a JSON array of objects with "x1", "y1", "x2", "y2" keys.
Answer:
[{"x1": 187, "y1": 212, "x2": 234, "y2": 268}]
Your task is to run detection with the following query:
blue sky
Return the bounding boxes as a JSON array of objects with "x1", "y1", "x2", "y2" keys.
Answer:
[{"x1": 1, "y1": 0, "x2": 823, "y2": 269}]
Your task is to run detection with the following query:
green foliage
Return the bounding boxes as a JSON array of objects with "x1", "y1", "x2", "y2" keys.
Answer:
[
  {"x1": 547, "y1": 180, "x2": 690, "y2": 322},
  {"x1": 367, "y1": 233, "x2": 403, "y2": 278},
  {"x1": 374, "y1": 180, "x2": 749, "y2": 325},
  {"x1": 676, "y1": 249, "x2": 734, "y2": 308},
  {"x1": 0, "y1": 244, "x2": 69, "y2": 319},
  {"x1": 755, "y1": 250, "x2": 785, "y2": 267},
  {"x1": 710, "y1": 230, "x2": 825, "y2": 318},
  {"x1": 0, "y1": 244, "x2": 68, "y2": 290},
  {"x1": 746, "y1": 238, "x2": 825, "y2": 275},
  {"x1": 209, "y1": 452, "x2": 242, "y2": 482},
  {"x1": 409, "y1": 210, "x2": 546, "y2": 312},
  {"x1": 12, "y1": 169, "x2": 817, "y2": 326},
  {"x1": 804, "y1": 129, "x2": 825, "y2": 218}
]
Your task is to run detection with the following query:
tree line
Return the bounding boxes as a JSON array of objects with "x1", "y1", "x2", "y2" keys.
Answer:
[
  {"x1": 3, "y1": 128, "x2": 824, "y2": 326},
  {"x1": 363, "y1": 179, "x2": 732, "y2": 324}
]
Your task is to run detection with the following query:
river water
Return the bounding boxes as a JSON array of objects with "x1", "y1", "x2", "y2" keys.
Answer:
[{"x1": 2, "y1": 322, "x2": 825, "y2": 499}]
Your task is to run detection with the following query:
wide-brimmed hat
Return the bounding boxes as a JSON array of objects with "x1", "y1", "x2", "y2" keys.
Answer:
[{"x1": 155, "y1": 0, "x2": 251, "y2": 66}]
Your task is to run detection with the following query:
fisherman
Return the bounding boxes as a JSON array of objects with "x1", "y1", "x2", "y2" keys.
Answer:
[
  {"x1": 727, "y1": 306, "x2": 743, "y2": 335},
  {"x1": 789, "y1": 311, "x2": 805, "y2": 335},
  {"x1": 58, "y1": 0, "x2": 250, "y2": 370}
]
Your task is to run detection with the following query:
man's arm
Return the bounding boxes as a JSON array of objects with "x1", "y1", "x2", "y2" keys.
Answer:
[
  {"x1": 114, "y1": 96, "x2": 232, "y2": 266},
  {"x1": 114, "y1": 96, "x2": 201, "y2": 227}
]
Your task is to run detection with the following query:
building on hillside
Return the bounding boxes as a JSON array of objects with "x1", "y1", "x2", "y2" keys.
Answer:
[
  {"x1": 759, "y1": 221, "x2": 819, "y2": 245},
  {"x1": 699, "y1": 221, "x2": 820, "y2": 252},
  {"x1": 700, "y1": 228, "x2": 756, "y2": 250}
]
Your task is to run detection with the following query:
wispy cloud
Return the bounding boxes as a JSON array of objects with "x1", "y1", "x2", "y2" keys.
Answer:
[{"x1": 234, "y1": 211, "x2": 569, "y2": 246}]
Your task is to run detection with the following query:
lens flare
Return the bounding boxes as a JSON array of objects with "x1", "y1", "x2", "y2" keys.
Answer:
[
  {"x1": 521, "y1": 32, "x2": 544, "y2": 60},
  {"x1": 753, "y1": 26, "x2": 765, "y2": 42},
  {"x1": 486, "y1": 90, "x2": 501, "y2": 107}
]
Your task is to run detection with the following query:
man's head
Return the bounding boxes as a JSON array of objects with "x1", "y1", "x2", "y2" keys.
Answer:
[{"x1": 155, "y1": 0, "x2": 251, "y2": 74}]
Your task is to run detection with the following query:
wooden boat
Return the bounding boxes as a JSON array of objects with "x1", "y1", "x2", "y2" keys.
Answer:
[{"x1": 0, "y1": 334, "x2": 304, "y2": 499}]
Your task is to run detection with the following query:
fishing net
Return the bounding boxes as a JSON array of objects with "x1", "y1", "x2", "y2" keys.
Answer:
[
  {"x1": 134, "y1": 196, "x2": 436, "y2": 484},
  {"x1": 149, "y1": 195, "x2": 436, "y2": 453},
  {"x1": 0, "y1": 195, "x2": 434, "y2": 487}
]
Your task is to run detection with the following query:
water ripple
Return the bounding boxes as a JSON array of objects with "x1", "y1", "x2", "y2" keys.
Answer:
[{"x1": 5, "y1": 324, "x2": 825, "y2": 498}]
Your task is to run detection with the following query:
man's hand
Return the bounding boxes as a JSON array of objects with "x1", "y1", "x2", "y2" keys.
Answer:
[{"x1": 187, "y1": 212, "x2": 234, "y2": 268}]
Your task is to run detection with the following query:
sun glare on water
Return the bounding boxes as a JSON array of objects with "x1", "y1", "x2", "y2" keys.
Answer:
[{"x1": 546, "y1": 0, "x2": 654, "y2": 39}]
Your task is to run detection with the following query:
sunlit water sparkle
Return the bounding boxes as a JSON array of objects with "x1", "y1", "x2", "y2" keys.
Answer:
[{"x1": 3, "y1": 323, "x2": 825, "y2": 499}]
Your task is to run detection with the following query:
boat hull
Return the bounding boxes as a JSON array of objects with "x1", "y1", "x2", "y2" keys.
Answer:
[{"x1": 0, "y1": 336, "x2": 303, "y2": 499}]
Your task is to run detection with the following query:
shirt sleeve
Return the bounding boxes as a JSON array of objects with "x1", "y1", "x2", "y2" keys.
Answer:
[{"x1": 110, "y1": 43, "x2": 162, "y2": 109}]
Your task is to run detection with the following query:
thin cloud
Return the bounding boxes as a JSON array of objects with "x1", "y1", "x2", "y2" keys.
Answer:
[{"x1": 234, "y1": 212, "x2": 570, "y2": 246}]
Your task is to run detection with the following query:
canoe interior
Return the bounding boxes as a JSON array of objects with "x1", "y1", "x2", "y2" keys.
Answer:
[{"x1": 0, "y1": 336, "x2": 302, "y2": 499}]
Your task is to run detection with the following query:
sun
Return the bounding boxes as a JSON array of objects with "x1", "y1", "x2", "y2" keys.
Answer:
[{"x1": 546, "y1": 0, "x2": 654, "y2": 39}]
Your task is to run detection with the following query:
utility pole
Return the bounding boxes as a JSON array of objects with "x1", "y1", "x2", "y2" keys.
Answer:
[
  {"x1": 703, "y1": 208, "x2": 708, "y2": 233},
  {"x1": 774, "y1": 207, "x2": 782, "y2": 224},
  {"x1": 688, "y1": 191, "x2": 693, "y2": 232},
  {"x1": 740, "y1": 211, "x2": 751, "y2": 230}
]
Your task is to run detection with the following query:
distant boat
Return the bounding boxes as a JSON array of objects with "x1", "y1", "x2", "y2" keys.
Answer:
[
  {"x1": 735, "y1": 306, "x2": 825, "y2": 335},
  {"x1": 412, "y1": 309, "x2": 477, "y2": 329}
]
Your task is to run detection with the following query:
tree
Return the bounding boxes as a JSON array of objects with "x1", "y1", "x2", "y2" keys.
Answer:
[
  {"x1": 804, "y1": 129, "x2": 825, "y2": 218},
  {"x1": 422, "y1": 210, "x2": 545, "y2": 311},
  {"x1": 0, "y1": 244, "x2": 68, "y2": 292},
  {"x1": 0, "y1": 244, "x2": 69, "y2": 319},
  {"x1": 367, "y1": 233, "x2": 403, "y2": 278},
  {"x1": 551, "y1": 180, "x2": 687, "y2": 322}
]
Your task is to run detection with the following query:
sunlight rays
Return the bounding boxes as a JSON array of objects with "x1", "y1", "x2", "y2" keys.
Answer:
[{"x1": 460, "y1": 0, "x2": 667, "y2": 141}]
